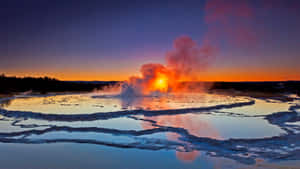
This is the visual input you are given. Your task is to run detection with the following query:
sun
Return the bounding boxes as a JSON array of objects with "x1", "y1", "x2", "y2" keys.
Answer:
[{"x1": 153, "y1": 76, "x2": 168, "y2": 92}]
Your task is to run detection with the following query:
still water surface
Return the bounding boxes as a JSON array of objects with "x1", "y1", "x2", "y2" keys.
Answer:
[{"x1": 0, "y1": 92, "x2": 299, "y2": 169}]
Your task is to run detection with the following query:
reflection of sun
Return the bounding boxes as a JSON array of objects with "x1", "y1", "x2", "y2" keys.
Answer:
[
  {"x1": 176, "y1": 151, "x2": 199, "y2": 163},
  {"x1": 142, "y1": 113, "x2": 221, "y2": 162},
  {"x1": 153, "y1": 76, "x2": 168, "y2": 92},
  {"x1": 135, "y1": 92, "x2": 221, "y2": 163}
]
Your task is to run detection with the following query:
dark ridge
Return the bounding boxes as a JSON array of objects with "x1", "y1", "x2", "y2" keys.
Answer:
[
  {"x1": 0, "y1": 74, "x2": 119, "y2": 94},
  {"x1": 210, "y1": 81, "x2": 300, "y2": 96}
]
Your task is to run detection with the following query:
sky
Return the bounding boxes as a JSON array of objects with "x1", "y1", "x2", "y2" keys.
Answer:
[{"x1": 1, "y1": 0, "x2": 300, "y2": 81}]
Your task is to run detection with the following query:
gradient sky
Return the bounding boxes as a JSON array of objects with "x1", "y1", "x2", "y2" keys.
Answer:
[{"x1": 1, "y1": 0, "x2": 300, "y2": 81}]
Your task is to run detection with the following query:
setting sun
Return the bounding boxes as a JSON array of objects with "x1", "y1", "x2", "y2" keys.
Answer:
[{"x1": 153, "y1": 76, "x2": 168, "y2": 92}]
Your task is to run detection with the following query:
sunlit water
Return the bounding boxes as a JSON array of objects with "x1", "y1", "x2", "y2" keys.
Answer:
[
  {"x1": 1, "y1": 93, "x2": 249, "y2": 114},
  {"x1": 0, "y1": 92, "x2": 299, "y2": 169}
]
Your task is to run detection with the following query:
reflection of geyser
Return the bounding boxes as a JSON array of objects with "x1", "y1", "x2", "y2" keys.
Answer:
[
  {"x1": 120, "y1": 84, "x2": 220, "y2": 163},
  {"x1": 120, "y1": 85, "x2": 221, "y2": 162}
]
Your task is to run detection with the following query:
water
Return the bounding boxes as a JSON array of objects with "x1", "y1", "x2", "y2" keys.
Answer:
[
  {"x1": 2, "y1": 93, "x2": 248, "y2": 113},
  {"x1": 0, "y1": 92, "x2": 299, "y2": 169}
]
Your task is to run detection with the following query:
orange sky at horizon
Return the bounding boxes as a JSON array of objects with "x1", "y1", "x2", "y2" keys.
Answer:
[{"x1": 2, "y1": 67, "x2": 300, "y2": 82}]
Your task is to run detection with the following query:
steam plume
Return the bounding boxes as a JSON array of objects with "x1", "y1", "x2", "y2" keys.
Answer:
[
  {"x1": 120, "y1": 0, "x2": 291, "y2": 96},
  {"x1": 121, "y1": 36, "x2": 214, "y2": 96}
]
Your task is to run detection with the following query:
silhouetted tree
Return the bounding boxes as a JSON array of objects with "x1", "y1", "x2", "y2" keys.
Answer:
[{"x1": 0, "y1": 75, "x2": 117, "y2": 94}]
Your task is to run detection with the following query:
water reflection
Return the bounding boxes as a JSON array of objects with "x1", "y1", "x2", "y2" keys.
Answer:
[
  {"x1": 0, "y1": 92, "x2": 295, "y2": 165},
  {"x1": 119, "y1": 94, "x2": 220, "y2": 162},
  {"x1": 176, "y1": 151, "x2": 200, "y2": 163},
  {"x1": 2, "y1": 92, "x2": 248, "y2": 114},
  {"x1": 118, "y1": 92, "x2": 248, "y2": 111},
  {"x1": 0, "y1": 99, "x2": 11, "y2": 108},
  {"x1": 118, "y1": 94, "x2": 287, "y2": 162},
  {"x1": 148, "y1": 114, "x2": 220, "y2": 162},
  {"x1": 2, "y1": 94, "x2": 123, "y2": 114},
  {"x1": 120, "y1": 96, "x2": 170, "y2": 110}
]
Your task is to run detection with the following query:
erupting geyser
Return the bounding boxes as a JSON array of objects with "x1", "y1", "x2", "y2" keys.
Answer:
[{"x1": 121, "y1": 36, "x2": 214, "y2": 97}]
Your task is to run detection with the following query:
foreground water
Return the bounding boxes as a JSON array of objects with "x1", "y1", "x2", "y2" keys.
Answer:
[{"x1": 0, "y1": 92, "x2": 299, "y2": 169}]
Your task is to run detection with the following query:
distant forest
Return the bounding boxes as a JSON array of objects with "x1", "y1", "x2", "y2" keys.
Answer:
[
  {"x1": 0, "y1": 74, "x2": 299, "y2": 96},
  {"x1": 210, "y1": 81, "x2": 300, "y2": 97},
  {"x1": 0, "y1": 74, "x2": 117, "y2": 94}
]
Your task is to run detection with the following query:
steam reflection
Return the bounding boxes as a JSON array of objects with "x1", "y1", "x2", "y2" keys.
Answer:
[{"x1": 120, "y1": 94, "x2": 220, "y2": 162}]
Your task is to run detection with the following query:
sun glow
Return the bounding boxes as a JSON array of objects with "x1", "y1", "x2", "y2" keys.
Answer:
[{"x1": 153, "y1": 75, "x2": 169, "y2": 92}]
